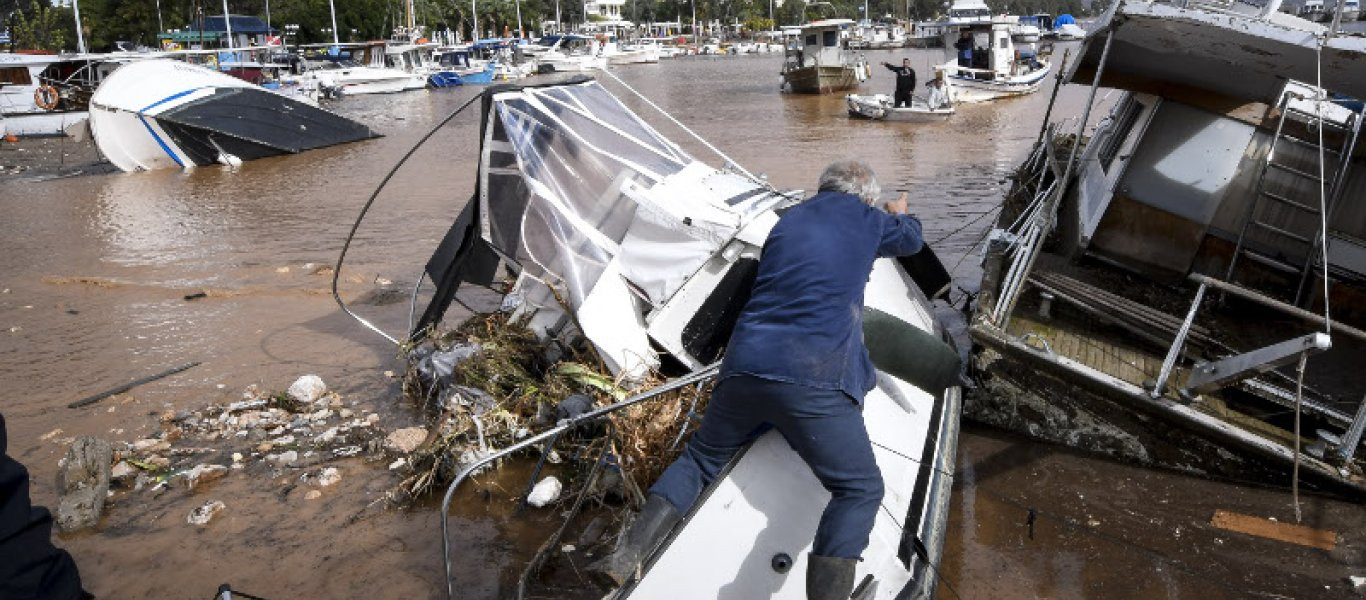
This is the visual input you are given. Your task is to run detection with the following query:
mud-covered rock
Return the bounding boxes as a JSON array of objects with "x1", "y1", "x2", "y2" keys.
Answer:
[
  {"x1": 385, "y1": 427, "x2": 427, "y2": 454},
  {"x1": 286, "y1": 375, "x2": 327, "y2": 405},
  {"x1": 55, "y1": 437, "x2": 113, "y2": 532}
]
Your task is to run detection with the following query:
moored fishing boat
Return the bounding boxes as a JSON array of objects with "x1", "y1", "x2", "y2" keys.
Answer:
[
  {"x1": 88, "y1": 60, "x2": 378, "y2": 171},
  {"x1": 338, "y1": 75, "x2": 963, "y2": 599},
  {"x1": 969, "y1": 0, "x2": 1366, "y2": 498},
  {"x1": 939, "y1": 18, "x2": 1050, "y2": 102},
  {"x1": 781, "y1": 19, "x2": 870, "y2": 94}
]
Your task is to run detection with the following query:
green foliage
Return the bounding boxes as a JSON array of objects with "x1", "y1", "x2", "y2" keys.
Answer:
[
  {"x1": 742, "y1": 16, "x2": 774, "y2": 31},
  {"x1": 9, "y1": 0, "x2": 72, "y2": 51}
]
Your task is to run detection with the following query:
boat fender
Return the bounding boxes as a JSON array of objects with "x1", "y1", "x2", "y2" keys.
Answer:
[
  {"x1": 34, "y1": 85, "x2": 60, "y2": 111},
  {"x1": 862, "y1": 307, "x2": 961, "y2": 395}
]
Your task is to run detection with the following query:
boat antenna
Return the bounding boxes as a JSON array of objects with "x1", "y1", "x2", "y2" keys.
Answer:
[
  {"x1": 332, "y1": 93, "x2": 483, "y2": 347},
  {"x1": 596, "y1": 67, "x2": 771, "y2": 190}
]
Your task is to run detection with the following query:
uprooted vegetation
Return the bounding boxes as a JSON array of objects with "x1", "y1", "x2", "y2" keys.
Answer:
[{"x1": 393, "y1": 311, "x2": 711, "y2": 507}]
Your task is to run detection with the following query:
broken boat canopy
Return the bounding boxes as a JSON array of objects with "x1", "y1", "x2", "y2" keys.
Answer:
[
  {"x1": 1069, "y1": 0, "x2": 1366, "y2": 104},
  {"x1": 420, "y1": 79, "x2": 784, "y2": 376}
]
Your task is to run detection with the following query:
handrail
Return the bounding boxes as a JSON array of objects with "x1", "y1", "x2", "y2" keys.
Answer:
[
  {"x1": 1189, "y1": 273, "x2": 1366, "y2": 344},
  {"x1": 439, "y1": 362, "x2": 721, "y2": 600}
]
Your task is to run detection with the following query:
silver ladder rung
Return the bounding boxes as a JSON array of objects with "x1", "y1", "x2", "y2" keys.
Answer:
[
  {"x1": 1266, "y1": 161, "x2": 1325, "y2": 183},
  {"x1": 1283, "y1": 107, "x2": 1354, "y2": 130},
  {"x1": 1241, "y1": 249, "x2": 1306, "y2": 274},
  {"x1": 1259, "y1": 190, "x2": 1322, "y2": 214},
  {"x1": 1278, "y1": 133, "x2": 1342, "y2": 155},
  {"x1": 1249, "y1": 220, "x2": 1313, "y2": 244}
]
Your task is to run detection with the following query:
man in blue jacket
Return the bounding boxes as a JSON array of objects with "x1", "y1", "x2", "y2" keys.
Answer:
[{"x1": 590, "y1": 160, "x2": 924, "y2": 600}]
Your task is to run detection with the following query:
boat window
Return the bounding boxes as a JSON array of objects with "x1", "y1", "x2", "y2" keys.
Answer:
[
  {"x1": 998, "y1": 35, "x2": 1007, "y2": 49},
  {"x1": 823, "y1": 30, "x2": 839, "y2": 46},
  {"x1": 681, "y1": 258, "x2": 759, "y2": 364},
  {"x1": 1098, "y1": 94, "x2": 1142, "y2": 170},
  {"x1": 0, "y1": 67, "x2": 32, "y2": 85},
  {"x1": 806, "y1": 34, "x2": 817, "y2": 46}
]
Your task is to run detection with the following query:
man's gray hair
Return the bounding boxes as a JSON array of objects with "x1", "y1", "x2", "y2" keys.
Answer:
[{"x1": 817, "y1": 160, "x2": 882, "y2": 203}]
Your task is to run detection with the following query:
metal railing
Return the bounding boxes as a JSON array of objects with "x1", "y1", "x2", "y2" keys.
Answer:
[{"x1": 438, "y1": 363, "x2": 721, "y2": 600}]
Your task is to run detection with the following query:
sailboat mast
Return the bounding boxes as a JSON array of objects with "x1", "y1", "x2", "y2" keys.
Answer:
[
  {"x1": 472, "y1": 0, "x2": 478, "y2": 41},
  {"x1": 72, "y1": 0, "x2": 87, "y2": 54},
  {"x1": 222, "y1": 0, "x2": 234, "y2": 48},
  {"x1": 515, "y1": 0, "x2": 523, "y2": 38},
  {"x1": 328, "y1": 0, "x2": 340, "y2": 44}
]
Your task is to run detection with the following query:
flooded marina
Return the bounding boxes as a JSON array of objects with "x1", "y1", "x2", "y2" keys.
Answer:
[{"x1": 3, "y1": 48, "x2": 1364, "y2": 598}]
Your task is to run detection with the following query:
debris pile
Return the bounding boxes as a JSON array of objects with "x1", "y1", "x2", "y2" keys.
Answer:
[
  {"x1": 84, "y1": 375, "x2": 387, "y2": 518},
  {"x1": 394, "y1": 311, "x2": 712, "y2": 506}
]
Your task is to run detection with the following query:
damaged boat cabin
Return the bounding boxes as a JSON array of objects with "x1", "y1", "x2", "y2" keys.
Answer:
[{"x1": 972, "y1": 0, "x2": 1366, "y2": 497}]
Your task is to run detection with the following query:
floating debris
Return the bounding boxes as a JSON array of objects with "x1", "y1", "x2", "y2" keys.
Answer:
[{"x1": 526, "y1": 476, "x2": 563, "y2": 508}]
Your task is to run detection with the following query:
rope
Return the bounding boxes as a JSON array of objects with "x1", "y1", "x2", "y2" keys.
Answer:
[
  {"x1": 333, "y1": 92, "x2": 483, "y2": 347},
  {"x1": 929, "y1": 206, "x2": 1001, "y2": 245},
  {"x1": 1313, "y1": 37, "x2": 1332, "y2": 337},
  {"x1": 1292, "y1": 351, "x2": 1307, "y2": 523}
]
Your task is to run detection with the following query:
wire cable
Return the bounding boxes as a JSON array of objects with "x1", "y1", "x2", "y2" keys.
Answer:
[{"x1": 332, "y1": 92, "x2": 482, "y2": 346}]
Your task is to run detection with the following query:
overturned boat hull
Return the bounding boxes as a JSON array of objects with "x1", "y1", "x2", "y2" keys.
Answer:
[{"x1": 89, "y1": 60, "x2": 378, "y2": 171}]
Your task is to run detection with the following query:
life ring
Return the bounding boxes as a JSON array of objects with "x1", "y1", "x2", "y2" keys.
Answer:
[{"x1": 34, "y1": 84, "x2": 60, "y2": 111}]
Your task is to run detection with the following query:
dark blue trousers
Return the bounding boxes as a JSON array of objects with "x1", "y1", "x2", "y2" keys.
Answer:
[{"x1": 648, "y1": 374, "x2": 884, "y2": 559}]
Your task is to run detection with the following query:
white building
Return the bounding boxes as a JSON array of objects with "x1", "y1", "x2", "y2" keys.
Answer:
[{"x1": 585, "y1": 0, "x2": 631, "y2": 27}]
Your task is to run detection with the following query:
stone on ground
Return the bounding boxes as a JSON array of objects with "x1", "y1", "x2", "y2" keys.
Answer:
[{"x1": 56, "y1": 437, "x2": 113, "y2": 532}]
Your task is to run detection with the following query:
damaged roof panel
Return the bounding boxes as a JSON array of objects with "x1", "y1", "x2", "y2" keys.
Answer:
[{"x1": 1068, "y1": 0, "x2": 1366, "y2": 103}]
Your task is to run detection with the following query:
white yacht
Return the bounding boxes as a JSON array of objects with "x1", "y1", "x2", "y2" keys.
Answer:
[
  {"x1": 301, "y1": 42, "x2": 425, "y2": 95},
  {"x1": 0, "y1": 53, "x2": 123, "y2": 137}
]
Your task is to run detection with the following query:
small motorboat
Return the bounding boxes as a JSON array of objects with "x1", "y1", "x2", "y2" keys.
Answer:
[
  {"x1": 88, "y1": 60, "x2": 378, "y2": 172},
  {"x1": 846, "y1": 93, "x2": 954, "y2": 122}
]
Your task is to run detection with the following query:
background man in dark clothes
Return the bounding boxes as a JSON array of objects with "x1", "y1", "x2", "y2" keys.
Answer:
[
  {"x1": 0, "y1": 413, "x2": 87, "y2": 600},
  {"x1": 954, "y1": 31, "x2": 974, "y2": 68},
  {"x1": 589, "y1": 160, "x2": 925, "y2": 600},
  {"x1": 882, "y1": 58, "x2": 917, "y2": 108}
]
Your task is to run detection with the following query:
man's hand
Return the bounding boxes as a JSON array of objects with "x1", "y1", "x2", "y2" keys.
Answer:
[{"x1": 884, "y1": 192, "x2": 908, "y2": 215}]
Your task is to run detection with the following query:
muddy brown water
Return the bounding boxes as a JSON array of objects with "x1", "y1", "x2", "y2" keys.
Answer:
[{"x1": 2, "y1": 46, "x2": 1363, "y2": 599}]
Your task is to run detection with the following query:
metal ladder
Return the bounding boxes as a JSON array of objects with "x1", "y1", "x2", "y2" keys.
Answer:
[{"x1": 1225, "y1": 81, "x2": 1363, "y2": 306}]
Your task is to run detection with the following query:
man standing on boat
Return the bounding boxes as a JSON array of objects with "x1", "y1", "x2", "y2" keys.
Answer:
[
  {"x1": 882, "y1": 58, "x2": 917, "y2": 108},
  {"x1": 589, "y1": 161, "x2": 924, "y2": 600}
]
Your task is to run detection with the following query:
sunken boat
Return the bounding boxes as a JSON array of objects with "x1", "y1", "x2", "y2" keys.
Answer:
[
  {"x1": 970, "y1": 0, "x2": 1366, "y2": 497},
  {"x1": 345, "y1": 76, "x2": 964, "y2": 598},
  {"x1": 88, "y1": 60, "x2": 378, "y2": 172}
]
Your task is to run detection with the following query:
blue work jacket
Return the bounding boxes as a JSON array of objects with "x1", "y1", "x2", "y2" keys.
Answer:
[{"x1": 719, "y1": 191, "x2": 925, "y2": 402}]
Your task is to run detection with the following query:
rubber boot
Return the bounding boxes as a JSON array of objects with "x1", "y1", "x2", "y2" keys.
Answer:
[
  {"x1": 806, "y1": 554, "x2": 857, "y2": 600},
  {"x1": 588, "y1": 494, "x2": 681, "y2": 587}
]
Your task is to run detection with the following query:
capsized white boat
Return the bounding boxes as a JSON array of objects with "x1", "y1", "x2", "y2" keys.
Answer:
[
  {"x1": 405, "y1": 76, "x2": 963, "y2": 599},
  {"x1": 88, "y1": 60, "x2": 378, "y2": 172}
]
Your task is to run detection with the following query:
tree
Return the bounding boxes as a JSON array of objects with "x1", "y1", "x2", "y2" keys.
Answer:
[{"x1": 10, "y1": 0, "x2": 71, "y2": 51}]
